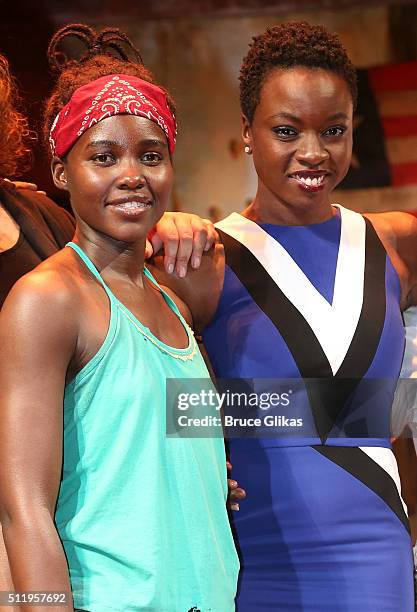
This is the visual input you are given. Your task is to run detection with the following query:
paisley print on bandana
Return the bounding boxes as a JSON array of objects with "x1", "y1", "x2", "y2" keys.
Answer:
[{"x1": 49, "y1": 74, "x2": 177, "y2": 156}]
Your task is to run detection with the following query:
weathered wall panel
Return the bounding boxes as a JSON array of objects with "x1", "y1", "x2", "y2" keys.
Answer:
[{"x1": 99, "y1": 7, "x2": 401, "y2": 216}]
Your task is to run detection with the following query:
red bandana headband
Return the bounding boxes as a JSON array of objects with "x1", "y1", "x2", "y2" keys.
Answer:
[{"x1": 49, "y1": 74, "x2": 177, "y2": 157}]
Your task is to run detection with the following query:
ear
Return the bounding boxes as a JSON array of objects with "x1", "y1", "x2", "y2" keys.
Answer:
[
  {"x1": 241, "y1": 114, "x2": 252, "y2": 150},
  {"x1": 51, "y1": 156, "x2": 69, "y2": 191}
]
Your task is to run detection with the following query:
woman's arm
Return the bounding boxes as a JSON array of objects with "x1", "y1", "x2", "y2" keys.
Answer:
[
  {"x1": 392, "y1": 430, "x2": 417, "y2": 544},
  {"x1": 147, "y1": 212, "x2": 218, "y2": 277},
  {"x1": 366, "y1": 211, "x2": 417, "y2": 309},
  {"x1": 0, "y1": 271, "x2": 78, "y2": 612}
]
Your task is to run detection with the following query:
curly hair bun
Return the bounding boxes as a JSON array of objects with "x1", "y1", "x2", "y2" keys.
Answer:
[
  {"x1": 47, "y1": 23, "x2": 143, "y2": 74},
  {"x1": 43, "y1": 23, "x2": 176, "y2": 153}
]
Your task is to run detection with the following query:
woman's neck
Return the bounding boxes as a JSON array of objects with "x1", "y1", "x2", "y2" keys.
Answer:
[
  {"x1": 243, "y1": 193, "x2": 336, "y2": 226},
  {"x1": 73, "y1": 229, "x2": 147, "y2": 287}
]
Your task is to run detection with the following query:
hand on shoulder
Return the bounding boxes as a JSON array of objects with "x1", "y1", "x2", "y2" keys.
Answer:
[
  {"x1": 147, "y1": 211, "x2": 219, "y2": 277},
  {"x1": 2, "y1": 177, "x2": 46, "y2": 195}
]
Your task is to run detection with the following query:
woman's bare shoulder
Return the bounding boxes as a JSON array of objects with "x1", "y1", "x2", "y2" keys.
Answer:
[
  {"x1": 0, "y1": 248, "x2": 83, "y2": 335},
  {"x1": 365, "y1": 211, "x2": 417, "y2": 308}
]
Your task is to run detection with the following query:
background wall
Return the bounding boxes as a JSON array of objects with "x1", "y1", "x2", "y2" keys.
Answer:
[
  {"x1": 117, "y1": 7, "x2": 394, "y2": 218},
  {"x1": 2, "y1": 0, "x2": 417, "y2": 216}
]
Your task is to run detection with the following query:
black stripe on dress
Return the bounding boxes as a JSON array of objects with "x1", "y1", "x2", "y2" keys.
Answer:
[
  {"x1": 336, "y1": 218, "x2": 387, "y2": 379},
  {"x1": 218, "y1": 228, "x2": 333, "y2": 379},
  {"x1": 312, "y1": 445, "x2": 410, "y2": 533},
  {"x1": 218, "y1": 219, "x2": 387, "y2": 443}
]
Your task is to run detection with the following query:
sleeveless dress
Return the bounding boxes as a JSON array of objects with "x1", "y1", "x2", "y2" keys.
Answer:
[
  {"x1": 56, "y1": 243, "x2": 239, "y2": 612},
  {"x1": 202, "y1": 206, "x2": 414, "y2": 611}
]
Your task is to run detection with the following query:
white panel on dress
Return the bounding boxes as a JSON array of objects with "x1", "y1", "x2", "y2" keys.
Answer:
[
  {"x1": 359, "y1": 446, "x2": 407, "y2": 514},
  {"x1": 216, "y1": 205, "x2": 365, "y2": 375}
]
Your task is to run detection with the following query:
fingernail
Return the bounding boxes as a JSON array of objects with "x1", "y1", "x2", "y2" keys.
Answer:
[
  {"x1": 231, "y1": 504, "x2": 240, "y2": 511},
  {"x1": 167, "y1": 263, "x2": 174, "y2": 274},
  {"x1": 192, "y1": 256, "x2": 201, "y2": 269},
  {"x1": 178, "y1": 265, "x2": 186, "y2": 278},
  {"x1": 229, "y1": 480, "x2": 237, "y2": 487},
  {"x1": 204, "y1": 243, "x2": 211, "y2": 251}
]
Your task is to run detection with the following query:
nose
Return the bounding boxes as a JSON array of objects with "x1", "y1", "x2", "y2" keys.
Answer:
[
  {"x1": 116, "y1": 160, "x2": 146, "y2": 190},
  {"x1": 295, "y1": 132, "x2": 329, "y2": 166}
]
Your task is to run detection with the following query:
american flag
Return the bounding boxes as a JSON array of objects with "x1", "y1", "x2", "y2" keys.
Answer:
[{"x1": 340, "y1": 61, "x2": 417, "y2": 191}]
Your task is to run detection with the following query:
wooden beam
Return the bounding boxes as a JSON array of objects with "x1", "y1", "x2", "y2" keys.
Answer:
[
  {"x1": 49, "y1": 0, "x2": 417, "y2": 22},
  {"x1": 389, "y1": 4, "x2": 417, "y2": 61}
]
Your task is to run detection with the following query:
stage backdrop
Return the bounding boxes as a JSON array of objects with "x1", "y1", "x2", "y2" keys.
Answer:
[
  {"x1": 4, "y1": 2, "x2": 417, "y2": 217},
  {"x1": 110, "y1": 6, "x2": 417, "y2": 217}
]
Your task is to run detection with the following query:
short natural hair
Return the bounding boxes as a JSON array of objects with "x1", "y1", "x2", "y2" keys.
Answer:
[{"x1": 239, "y1": 21, "x2": 358, "y2": 123}]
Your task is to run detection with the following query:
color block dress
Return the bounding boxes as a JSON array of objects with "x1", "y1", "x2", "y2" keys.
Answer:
[{"x1": 202, "y1": 206, "x2": 413, "y2": 611}]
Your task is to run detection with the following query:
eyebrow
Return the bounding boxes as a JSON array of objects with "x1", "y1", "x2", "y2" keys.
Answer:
[
  {"x1": 86, "y1": 138, "x2": 167, "y2": 149},
  {"x1": 141, "y1": 138, "x2": 168, "y2": 148},
  {"x1": 86, "y1": 140, "x2": 120, "y2": 149},
  {"x1": 269, "y1": 112, "x2": 349, "y2": 122},
  {"x1": 326, "y1": 112, "x2": 350, "y2": 121}
]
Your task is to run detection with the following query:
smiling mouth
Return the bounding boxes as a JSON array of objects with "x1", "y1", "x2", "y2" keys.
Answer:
[
  {"x1": 289, "y1": 172, "x2": 328, "y2": 192},
  {"x1": 106, "y1": 197, "x2": 153, "y2": 214},
  {"x1": 109, "y1": 200, "x2": 152, "y2": 210}
]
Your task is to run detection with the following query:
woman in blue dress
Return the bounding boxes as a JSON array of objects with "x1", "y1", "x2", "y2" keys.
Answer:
[{"x1": 153, "y1": 21, "x2": 417, "y2": 611}]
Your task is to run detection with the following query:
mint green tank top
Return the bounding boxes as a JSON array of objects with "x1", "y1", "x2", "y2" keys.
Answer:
[{"x1": 56, "y1": 243, "x2": 239, "y2": 612}]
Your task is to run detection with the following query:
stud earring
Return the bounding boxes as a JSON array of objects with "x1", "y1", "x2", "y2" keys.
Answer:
[{"x1": 244, "y1": 145, "x2": 252, "y2": 155}]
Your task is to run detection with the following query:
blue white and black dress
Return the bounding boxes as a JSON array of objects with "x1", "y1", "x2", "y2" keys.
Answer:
[{"x1": 202, "y1": 205, "x2": 414, "y2": 611}]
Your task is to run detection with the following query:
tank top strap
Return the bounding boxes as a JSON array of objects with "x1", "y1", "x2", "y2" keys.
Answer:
[
  {"x1": 67, "y1": 243, "x2": 186, "y2": 325},
  {"x1": 66, "y1": 242, "x2": 115, "y2": 302},
  {"x1": 143, "y1": 265, "x2": 185, "y2": 321}
]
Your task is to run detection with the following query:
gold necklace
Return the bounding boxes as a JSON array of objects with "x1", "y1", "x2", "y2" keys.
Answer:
[{"x1": 116, "y1": 304, "x2": 198, "y2": 361}]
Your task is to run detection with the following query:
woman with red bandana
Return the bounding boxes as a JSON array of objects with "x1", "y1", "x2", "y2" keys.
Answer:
[
  {"x1": 0, "y1": 24, "x2": 238, "y2": 612},
  {"x1": 0, "y1": 49, "x2": 216, "y2": 309}
]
